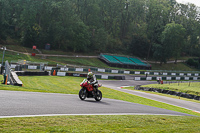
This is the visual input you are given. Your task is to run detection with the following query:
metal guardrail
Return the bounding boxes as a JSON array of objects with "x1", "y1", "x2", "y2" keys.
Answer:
[
  {"x1": 148, "y1": 69, "x2": 200, "y2": 73},
  {"x1": 7, "y1": 63, "x2": 200, "y2": 77}
]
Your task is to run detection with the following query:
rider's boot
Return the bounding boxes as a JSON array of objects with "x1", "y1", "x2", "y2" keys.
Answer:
[
  {"x1": 92, "y1": 91, "x2": 96, "y2": 98},
  {"x1": 93, "y1": 86, "x2": 98, "y2": 98}
]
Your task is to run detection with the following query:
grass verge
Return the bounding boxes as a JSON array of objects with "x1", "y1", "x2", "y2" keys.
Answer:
[
  {"x1": 0, "y1": 115, "x2": 200, "y2": 133},
  {"x1": 46, "y1": 56, "x2": 109, "y2": 67},
  {"x1": 141, "y1": 82, "x2": 200, "y2": 96},
  {"x1": 151, "y1": 62, "x2": 198, "y2": 71},
  {"x1": 1, "y1": 45, "x2": 199, "y2": 71}
]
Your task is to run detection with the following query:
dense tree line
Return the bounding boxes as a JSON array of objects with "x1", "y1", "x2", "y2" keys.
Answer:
[{"x1": 0, "y1": 0, "x2": 200, "y2": 64}]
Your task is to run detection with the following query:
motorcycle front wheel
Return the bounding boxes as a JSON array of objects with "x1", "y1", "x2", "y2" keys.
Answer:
[
  {"x1": 95, "y1": 90, "x2": 102, "y2": 101},
  {"x1": 79, "y1": 88, "x2": 87, "y2": 100}
]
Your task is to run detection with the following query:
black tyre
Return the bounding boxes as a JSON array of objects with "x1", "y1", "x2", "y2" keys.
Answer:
[
  {"x1": 95, "y1": 90, "x2": 102, "y2": 101},
  {"x1": 79, "y1": 89, "x2": 87, "y2": 100}
]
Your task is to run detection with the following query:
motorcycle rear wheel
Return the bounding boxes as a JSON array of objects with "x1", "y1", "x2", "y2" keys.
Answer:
[
  {"x1": 79, "y1": 89, "x2": 87, "y2": 100},
  {"x1": 95, "y1": 90, "x2": 102, "y2": 101}
]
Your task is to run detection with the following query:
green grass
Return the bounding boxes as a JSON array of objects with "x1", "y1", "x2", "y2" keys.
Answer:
[
  {"x1": 0, "y1": 50, "x2": 48, "y2": 64},
  {"x1": 6, "y1": 44, "x2": 97, "y2": 55},
  {"x1": 151, "y1": 62, "x2": 198, "y2": 71},
  {"x1": 0, "y1": 46, "x2": 109, "y2": 67},
  {"x1": 46, "y1": 56, "x2": 109, "y2": 67},
  {"x1": 0, "y1": 115, "x2": 200, "y2": 133},
  {"x1": 6, "y1": 45, "x2": 34, "y2": 53},
  {"x1": 142, "y1": 82, "x2": 200, "y2": 95},
  {"x1": 0, "y1": 49, "x2": 101, "y2": 66}
]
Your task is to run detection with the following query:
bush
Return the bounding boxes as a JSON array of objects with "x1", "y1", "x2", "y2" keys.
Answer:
[{"x1": 186, "y1": 58, "x2": 199, "y2": 68}]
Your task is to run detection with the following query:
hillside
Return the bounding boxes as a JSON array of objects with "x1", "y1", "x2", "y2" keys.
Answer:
[{"x1": 0, "y1": 45, "x2": 198, "y2": 71}]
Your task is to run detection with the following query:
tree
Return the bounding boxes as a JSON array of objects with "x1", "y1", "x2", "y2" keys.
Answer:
[
  {"x1": 152, "y1": 43, "x2": 166, "y2": 64},
  {"x1": 91, "y1": 28, "x2": 108, "y2": 53},
  {"x1": 161, "y1": 22, "x2": 186, "y2": 63},
  {"x1": 68, "y1": 22, "x2": 90, "y2": 52},
  {"x1": 176, "y1": 3, "x2": 200, "y2": 57},
  {"x1": 145, "y1": 0, "x2": 172, "y2": 60},
  {"x1": 129, "y1": 34, "x2": 150, "y2": 58},
  {"x1": 0, "y1": 0, "x2": 12, "y2": 41}
]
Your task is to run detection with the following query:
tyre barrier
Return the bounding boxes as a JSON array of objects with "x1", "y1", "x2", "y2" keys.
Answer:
[
  {"x1": 134, "y1": 76, "x2": 199, "y2": 81},
  {"x1": 15, "y1": 71, "x2": 49, "y2": 76},
  {"x1": 114, "y1": 76, "x2": 126, "y2": 80},
  {"x1": 135, "y1": 85, "x2": 200, "y2": 101}
]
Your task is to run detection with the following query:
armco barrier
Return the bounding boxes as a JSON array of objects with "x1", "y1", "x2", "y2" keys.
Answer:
[
  {"x1": 28, "y1": 65, "x2": 37, "y2": 69},
  {"x1": 135, "y1": 86, "x2": 200, "y2": 101},
  {"x1": 57, "y1": 72, "x2": 125, "y2": 80},
  {"x1": 11, "y1": 64, "x2": 200, "y2": 80},
  {"x1": 11, "y1": 64, "x2": 200, "y2": 77},
  {"x1": 134, "y1": 76, "x2": 199, "y2": 81}
]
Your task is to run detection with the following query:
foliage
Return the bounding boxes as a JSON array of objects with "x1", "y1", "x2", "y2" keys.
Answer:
[
  {"x1": 186, "y1": 58, "x2": 199, "y2": 68},
  {"x1": 152, "y1": 43, "x2": 168, "y2": 64},
  {"x1": 160, "y1": 22, "x2": 186, "y2": 64},
  {"x1": 0, "y1": 0, "x2": 200, "y2": 59},
  {"x1": 129, "y1": 34, "x2": 150, "y2": 58}
]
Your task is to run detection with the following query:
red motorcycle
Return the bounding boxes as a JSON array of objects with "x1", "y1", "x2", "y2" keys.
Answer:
[{"x1": 79, "y1": 79, "x2": 102, "y2": 101}]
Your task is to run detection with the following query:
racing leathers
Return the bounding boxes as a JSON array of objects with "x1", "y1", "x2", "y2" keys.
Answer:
[{"x1": 87, "y1": 73, "x2": 98, "y2": 93}]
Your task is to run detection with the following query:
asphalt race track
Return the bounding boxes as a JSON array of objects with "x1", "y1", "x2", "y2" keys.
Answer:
[
  {"x1": 99, "y1": 80, "x2": 200, "y2": 113},
  {"x1": 0, "y1": 89, "x2": 193, "y2": 118}
]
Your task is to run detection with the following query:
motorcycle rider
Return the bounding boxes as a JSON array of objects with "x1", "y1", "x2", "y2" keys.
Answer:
[{"x1": 87, "y1": 72, "x2": 98, "y2": 96}]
